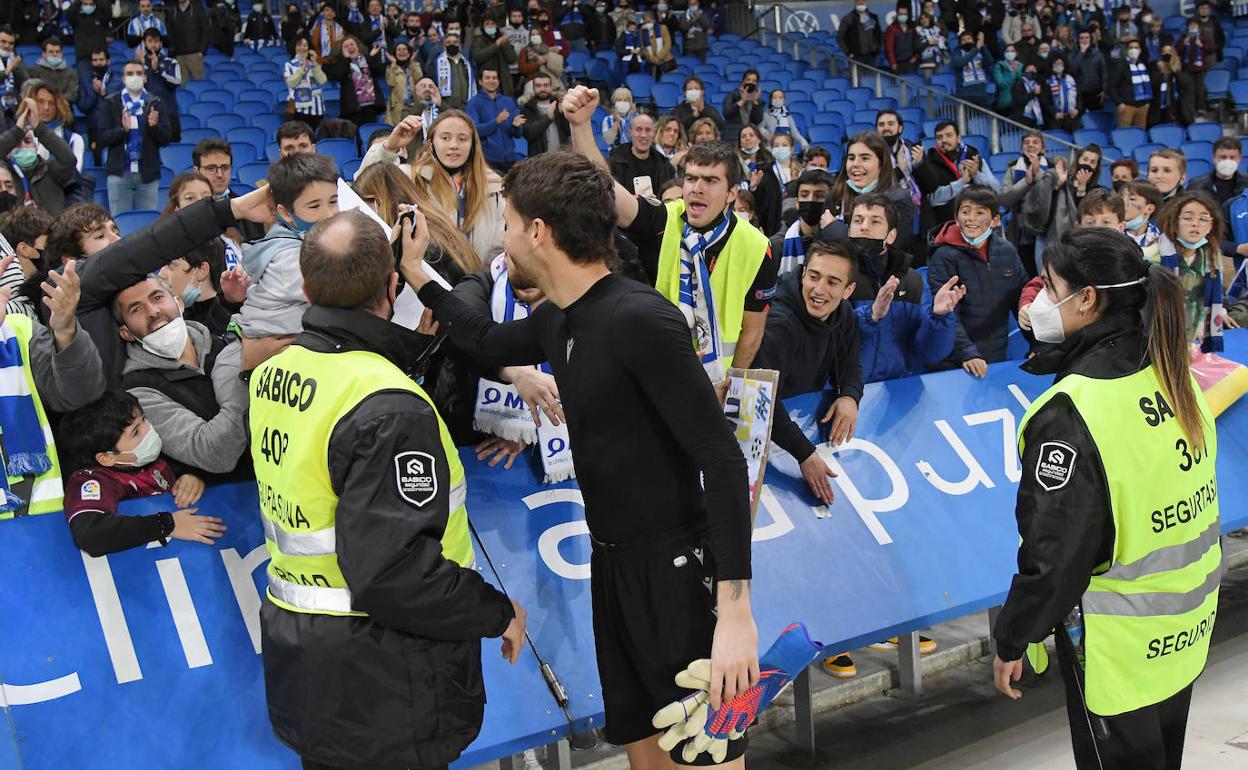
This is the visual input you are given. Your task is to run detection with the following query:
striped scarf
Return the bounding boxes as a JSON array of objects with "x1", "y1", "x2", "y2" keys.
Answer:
[
  {"x1": 679, "y1": 215, "x2": 731, "y2": 382},
  {"x1": 961, "y1": 53, "x2": 986, "y2": 86},
  {"x1": 1129, "y1": 61, "x2": 1152, "y2": 102},
  {"x1": 1159, "y1": 234, "x2": 1224, "y2": 351},
  {"x1": 1182, "y1": 36, "x2": 1204, "y2": 69},
  {"x1": 473, "y1": 256, "x2": 575, "y2": 483},
  {"x1": 0, "y1": 322, "x2": 50, "y2": 512},
  {"x1": 779, "y1": 219, "x2": 807, "y2": 275},
  {"x1": 436, "y1": 51, "x2": 475, "y2": 99},
  {"x1": 121, "y1": 90, "x2": 146, "y2": 169},
  {"x1": 1020, "y1": 75, "x2": 1043, "y2": 124},
  {"x1": 1049, "y1": 74, "x2": 1078, "y2": 113}
]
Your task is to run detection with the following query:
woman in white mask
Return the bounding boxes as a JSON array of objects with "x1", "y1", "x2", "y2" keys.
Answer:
[
  {"x1": 760, "y1": 88, "x2": 808, "y2": 151},
  {"x1": 735, "y1": 124, "x2": 781, "y2": 234},
  {"x1": 601, "y1": 86, "x2": 636, "y2": 148},
  {"x1": 993, "y1": 227, "x2": 1221, "y2": 770}
]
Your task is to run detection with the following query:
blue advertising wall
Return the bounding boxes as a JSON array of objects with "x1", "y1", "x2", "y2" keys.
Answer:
[{"x1": 2, "y1": 331, "x2": 1247, "y2": 770}]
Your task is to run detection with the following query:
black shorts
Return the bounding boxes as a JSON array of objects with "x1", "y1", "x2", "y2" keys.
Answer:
[{"x1": 590, "y1": 531, "x2": 748, "y2": 765}]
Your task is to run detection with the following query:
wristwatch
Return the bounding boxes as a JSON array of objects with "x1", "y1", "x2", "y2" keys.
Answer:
[{"x1": 157, "y1": 511, "x2": 175, "y2": 546}]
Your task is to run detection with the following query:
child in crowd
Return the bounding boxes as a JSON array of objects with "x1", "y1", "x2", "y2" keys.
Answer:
[
  {"x1": 235, "y1": 153, "x2": 340, "y2": 337},
  {"x1": 58, "y1": 391, "x2": 224, "y2": 557},
  {"x1": 1121, "y1": 179, "x2": 1164, "y2": 263},
  {"x1": 926, "y1": 185, "x2": 1026, "y2": 377},
  {"x1": 1018, "y1": 189, "x2": 1125, "y2": 339}
]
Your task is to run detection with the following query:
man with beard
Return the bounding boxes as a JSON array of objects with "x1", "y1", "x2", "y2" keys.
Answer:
[
  {"x1": 399, "y1": 144, "x2": 759, "y2": 770},
  {"x1": 521, "y1": 72, "x2": 570, "y2": 156},
  {"x1": 913, "y1": 120, "x2": 999, "y2": 246},
  {"x1": 874, "y1": 108, "x2": 922, "y2": 217}
]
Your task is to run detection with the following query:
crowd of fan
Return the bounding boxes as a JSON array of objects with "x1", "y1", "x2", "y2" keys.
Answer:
[{"x1": 0, "y1": 0, "x2": 1246, "y2": 682}]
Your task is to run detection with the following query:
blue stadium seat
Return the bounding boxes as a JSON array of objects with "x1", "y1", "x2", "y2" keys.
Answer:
[
  {"x1": 787, "y1": 78, "x2": 819, "y2": 94},
  {"x1": 625, "y1": 73, "x2": 653, "y2": 102},
  {"x1": 235, "y1": 100, "x2": 272, "y2": 116},
  {"x1": 160, "y1": 166, "x2": 174, "y2": 186},
  {"x1": 184, "y1": 80, "x2": 214, "y2": 96},
  {"x1": 583, "y1": 58, "x2": 612, "y2": 88},
  {"x1": 1187, "y1": 158, "x2": 1212, "y2": 179},
  {"x1": 317, "y1": 138, "x2": 358, "y2": 168},
  {"x1": 188, "y1": 102, "x2": 222, "y2": 123},
  {"x1": 1231, "y1": 80, "x2": 1248, "y2": 112},
  {"x1": 180, "y1": 127, "x2": 221, "y2": 144},
  {"x1": 1099, "y1": 145, "x2": 1123, "y2": 162},
  {"x1": 704, "y1": 55, "x2": 730, "y2": 69},
  {"x1": 811, "y1": 112, "x2": 844, "y2": 128},
  {"x1": 1181, "y1": 141, "x2": 1214, "y2": 162},
  {"x1": 160, "y1": 143, "x2": 198, "y2": 172},
  {"x1": 1187, "y1": 121, "x2": 1224, "y2": 143},
  {"x1": 266, "y1": 141, "x2": 282, "y2": 162},
  {"x1": 200, "y1": 89, "x2": 235, "y2": 108},
  {"x1": 231, "y1": 143, "x2": 259, "y2": 169},
  {"x1": 1206, "y1": 69, "x2": 1232, "y2": 101},
  {"x1": 252, "y1": 113, "x2": 285, "y2": 137},
  {"x1": 652, "y1": 82, "x2": 680, "y2": 111},
  {"x1": 808, "y1": 125, "x2": 842, "y2": 146},
  {"x1": 179, "y1": 114, "x2": 202, "y2": 129},
  {"x1": 176, "y1": 91, "x2": 196, "y2": 113},
  {"x1": 1148, "y1": 123, "x2": 1185, "y2": 147},
  {"x1": 724, "y1": 63, "x2": 748, "y2": 80},
  {"x1": 342, "y1": 158, "x2": 361, "y2": 181},
  {"x1": 1044, "y1": 129, "x2": 1073, "y2": 145},
  {"x1": 1073, "y1": 129, "x2": 1108, "y2": 146},
  {"x1": 237, "y1": 88, "x2": 272, "y2": 105},
  {"x1": 846, "y1": 122, "x2": 874, "y2": 137},
  {"x1": 1111, "y1": 127, "x2": 1147, "y2": 154},
  {"x1": 844, "y1": 87, "x2": 872, "y2": 108},
  {"x1": 867, "y1": 97, "x2": 897, "y2": 111},
  {"x1": 214, "y1": 114, "x2": 247, "y2": 133},
  {"x1": 1132, "y1": 142, "x2": 1164, "y2": 163},
  {"x1": 227, "y1": 126, "x2": 268, "y2": 153},
  {"x1": 988, "y1": 153, "x2": 1018, "y2": 175},
  {"x1": 114, "y1": 210, "x2": 160, "y2": 237},
  {"x1": 1081, "y1": 111, "x2": 1114, "y2": 132},
  {"x1": 963, "y1": 134, "x2": 991, "y2": 158},
  {"x1": 356, "y1": 122, "x2": 392, "y2": 143},
  {"x1": 565, "y1": 50, "x2": 590, "y2": 76},
  {"x1": 237, "y1": 162, "x2": 269, "y2": 186}
]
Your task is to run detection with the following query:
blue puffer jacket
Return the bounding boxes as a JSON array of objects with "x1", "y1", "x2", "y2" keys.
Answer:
[
  {"x1": 926, "y1": 221, "x2": 1026, "y2": 365},
  {"x1": 1225, "y1": 188, "x2": 1248, "y2": 301},
  {"x1": 849, "y1": 246, "x2": 956, "y2": 382}
]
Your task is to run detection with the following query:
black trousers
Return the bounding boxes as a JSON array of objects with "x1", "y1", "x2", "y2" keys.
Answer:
[
  {"x1": 1054, "y1": 627, "x2": 1194, "y2": 770},
  {"x1": 302, "y1": 760, "x2": 447, "y2": 770}
]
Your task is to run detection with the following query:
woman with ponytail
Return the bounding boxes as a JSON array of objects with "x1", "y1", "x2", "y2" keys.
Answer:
[
  {"x1": 992, "y1": 227, "x2": 1220, "y2": 769},
  {"x1": 357, "y1": 109, "x2": 506, "y2": 262}
]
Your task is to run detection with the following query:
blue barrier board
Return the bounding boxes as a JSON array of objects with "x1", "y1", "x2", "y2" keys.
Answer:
[{"x1": 2, "y1": 331, "x2": 1247, "y2": 769}]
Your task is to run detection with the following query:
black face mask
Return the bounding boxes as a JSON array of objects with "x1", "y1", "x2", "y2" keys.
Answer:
[
  {"x1": 882, "y1": 132, "x2": 900, "y2": 148},
  {"x1": 93, "y1": 64, "x2": 108, "y2": 75},
  {"x1": 0, "y1": 190, "x2": 16, "y2": 214},
  {"x1": 1076, "y1": 163, "x2": 1096, "y2": 178},
  {"x1": 1112, "y1": 179, "x2": 1126, "y2": 193},
  {"x1": 848, "y1": 236, "x2": 886, "y2": 262},
  {"x1": 797, "y1": 200, "x2": 824, "y2": 227},
  {"x1": 445, "y1": 43, "x2": 460, "y2": 56},
  {"x1": 960, "y1": 42, "x2": 974, "y2": 51}
]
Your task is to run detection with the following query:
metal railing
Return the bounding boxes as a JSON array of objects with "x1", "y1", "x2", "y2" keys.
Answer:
[{"x1": 752, "y1": 3, "x2": 1083, "y2": 162}]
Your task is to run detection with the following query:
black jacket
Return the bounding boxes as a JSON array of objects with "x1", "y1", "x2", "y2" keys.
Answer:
[
  {"x1": 521, "y1": 98, "x2": 571, "y2": 155},
  {"x1": 0, "y1": 123, "x2": 77, "y2": 214},
  {"x1": 165, "y1": 0, "x2": 210, "y2": 56},
  {"x1": 323, "y1": 50, "x2": 386, "y2": 117},
  {"x1": 72, "y1": 197, "x2": 239, "y2": 388},
  {"x1": 68, "y1": 0, "x2": 113, "y2": 56},
  {"x1": 97, "y1": 91, "x2": 174, "y2": 182},
  {"x1": 913, "y1": 143, "x2": 983, "y2": 244},
  {"x1": 753, "y1": 270, "x2": 863, "y2": 464},
  {"x1": 992, "y1": 313, "x2": 1146, "y2": 661},
  {"x1": 608, "y1": 143, "x2": 675, "y2": 196},
  {"x1": 261, "y1": 305, "x2": 514, "y2": 768}
]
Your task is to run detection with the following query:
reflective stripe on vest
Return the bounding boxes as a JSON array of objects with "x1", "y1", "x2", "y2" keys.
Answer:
[
  {"x1": 250, "y1": 345, "x2": 475, "y2": 617},
  {"x1": 0, "y1": 314, "x2": 63, "y2": 519},
  {"x1": 1019, "y1": 366, "x2": 1220, "y2": 716},
  {"x1": 655, "y1": 200, "x2": 769, "y2": 367}
]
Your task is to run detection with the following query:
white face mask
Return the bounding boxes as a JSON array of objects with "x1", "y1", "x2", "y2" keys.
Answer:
[
  {"x1": 615, "y1": 100, "x2": 631, "y2": 115},
  {"x1": 121, "y1": 424, "x2": 163, "y2": 467},
  {"x1": 1029, "y1": 278, "x2": 1145, "y2": 343},
  {"x1": 138, "y1": 316, "x2": 189, "y2": 359},
  {"x1": 685, "y1": 89, "x2": 702, "y2": 103},
  {"x1": 124, "y1": 74, "x2": 145, "y2": 93},
  {"x1": 1216, "y1": 158, "x2": 1240, "y2": 178},
  {"x1": 530, "y1": 34, "x2": 543, "y2": 45}
]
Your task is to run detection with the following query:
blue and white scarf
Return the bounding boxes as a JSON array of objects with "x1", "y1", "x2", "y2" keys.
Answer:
[
  {"x1": 961, "y1": 52, "x2": 986, "y2": 85},
  {"x1": 436, "y1": 50, "x2": 475, "y2": 99},
  {"x1": 621, "y1": 29, "x2": 640, "y2": 60},
  {"x1": 473, "y1": 255, "x2": 575, "y2": 483},
  {"x1": 1020, "y1": 75, "x2": 1044, "y2": 124},
  {"x1": 369, "y1": 14, "x2": 387, "y2": 48},
  {"x1": 1129, "y1": 61, "x2": 1152, "y2": 102},
  {"x1": 679, "y1": 214, "x2": 731, "y2": 382},
  {"x1": 1159, "y1": 234, "x2": 1225, "y2": 352},
  {"x1": 602, "y1": 112, "x2": 633, "y2": 147},
  {"x1": 562, "y1": 6, "x2": 584, "y2": 25},
  {"x1": 121, "y1": 90, "x2": 146, "y2": 171},
  {"x1": 779, "y1": 219, "x2": 806, "y2": 275},
  {"x1": 0, "y1": 322, "x2": 50, "y2": 512},
  {"x1": 345, "y1": 2, "x2": 364, "y2": 25},
  {"x1": 0, "y1": 53, "x2": 17, "y2": 109},
  {"x1": 1049, "y1": 74, "x2": 1078, "y2": 114}
]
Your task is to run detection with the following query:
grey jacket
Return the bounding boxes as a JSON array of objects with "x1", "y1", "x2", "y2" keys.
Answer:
[
  {"x1": 123, "y1": 320, "x2": 248, "y2": 475},
  {"x1": 235, "y1": 220, "x2": 307, "y2": 337},
  {"x1": 1022, "y1": 168, "x2": 1086, "y2": 245},
  {"x1": 0, "y1": 123, "x2": 78, "y2": 215},
  {"x1": 29, "y1": 319, "x2": 106, "y2": 412}
]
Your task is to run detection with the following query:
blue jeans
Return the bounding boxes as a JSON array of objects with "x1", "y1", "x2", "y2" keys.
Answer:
[{"x1": 107, "y1": 171, "x2": 159, "y2": 214}]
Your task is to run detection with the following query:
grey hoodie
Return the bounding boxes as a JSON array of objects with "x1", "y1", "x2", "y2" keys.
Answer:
[
  {"x1": 234, "y1": 220, "x2": 307, "y2": 337},
  {"x1": 123, "y1": 320, "x2": 248, "y2": 475}
]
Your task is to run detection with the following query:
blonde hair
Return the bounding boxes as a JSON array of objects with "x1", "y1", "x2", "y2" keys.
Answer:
[
  {"x1": 354, "y1": 161, "x2": 480, "y2": 276},
  {"x1": 655, "y1": 115, "x2": 688, "y2": 153},
  {"x1": 609, "y1": 86, "x2": 634, "y2": 106},
  {"x1": 409, "y1": 110, "x2": 495, "y2": 234}
]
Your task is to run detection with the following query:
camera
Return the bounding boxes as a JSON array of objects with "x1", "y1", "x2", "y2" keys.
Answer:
[
  {"x1": 393, "y1": 209, "x2": 416, "y2": 294},
  {"x1": 744, "y1": 82, "x2": 757, "y2": 93}
]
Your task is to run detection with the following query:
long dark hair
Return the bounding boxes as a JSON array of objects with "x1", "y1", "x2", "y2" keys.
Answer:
[
  {"x1": 1043, "y1": 228, "x2": 1205, "y2": 446},
  {"x1": 830, "y1": 131, "x2": 897, "y2": 217}
]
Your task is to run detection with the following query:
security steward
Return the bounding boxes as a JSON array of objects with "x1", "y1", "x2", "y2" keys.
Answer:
[
  {"x1": 992, "y1": 228, "x2": 1221, "y2": 770},
  {"x1": 249, "y1": 210, "x2": 526, "y2": 770}
]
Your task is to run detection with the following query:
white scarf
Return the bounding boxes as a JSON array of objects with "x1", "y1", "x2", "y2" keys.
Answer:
[
  {"x1": 678, "y1": 215, "x2": 732, "y2": 382},
  {"x1": 473, "y1": 256, "x2": 575, "y2": 483},
  {"x1": 436, "y1": 51, "x2": 475, "y2": 99}
]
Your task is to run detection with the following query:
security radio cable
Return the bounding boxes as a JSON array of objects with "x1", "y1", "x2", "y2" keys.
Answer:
[{"x1": 468, "y1": 519, "x2": 598, "y2": 751}]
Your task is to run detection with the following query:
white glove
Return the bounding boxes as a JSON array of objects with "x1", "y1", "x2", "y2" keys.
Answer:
[{"x1": 651, "y1": 659, "x2": 744, "y2": 764}]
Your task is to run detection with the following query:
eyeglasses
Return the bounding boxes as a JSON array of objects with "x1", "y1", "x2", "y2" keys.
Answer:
[
  {"x1": 199, "y1": 164, "x2": 231, "y2": 174},
  {"x1": 1179, "y1": 214, "x2": 1213, "y2": 225}
]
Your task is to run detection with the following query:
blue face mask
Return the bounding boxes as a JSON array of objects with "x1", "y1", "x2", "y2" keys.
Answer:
[
  {"x1": 1177, "y1": 235, "x2": 1208, "y2": 250},
  {"x1": 1125, "y1": 213, "x2": 1147, "y2": 231},
  {"x1": 181, "y1": 283, "x2": 202, "y2": 306},
  {"x1": 847, "y1": 176, "x2": 879, "y2": 194},
  {"x1": 80, "y1": 4, "x2": 95, "y2": 13},
  {"x1": 11, "y1": 148, "x2": 36, "y2": 168},
  {"x1": 283, "y1": 209, "x2": 317, "y2": 234},
  {"x1": 961, "y1": 225, "x2": 992, "y2": 247}
]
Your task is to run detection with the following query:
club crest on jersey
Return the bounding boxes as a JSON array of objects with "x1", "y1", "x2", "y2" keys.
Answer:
[
  {"x1": 395, "y1": 451, "x2": 437, "y2": 506},
  {"x1": 1035, "y1": 441, "x2": 1077, "y2": 492}
]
